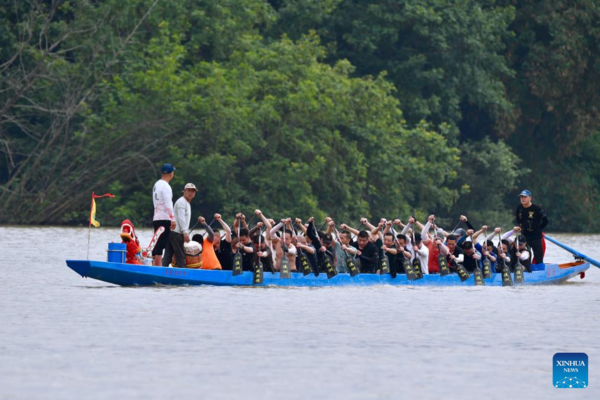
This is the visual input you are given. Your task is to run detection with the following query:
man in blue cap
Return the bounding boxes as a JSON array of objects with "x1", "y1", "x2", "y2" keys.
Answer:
[
  {"x1": 151, "y1": 163, "x2": 177, "y2": 266},
  {"x1": 515, "y1": 189, "x2": 548, "y2": 264}
]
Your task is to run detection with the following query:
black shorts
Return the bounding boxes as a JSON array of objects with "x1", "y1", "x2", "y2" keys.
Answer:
[{"x1": 152, "y1": 220, "x2": 172, "y2": 256}]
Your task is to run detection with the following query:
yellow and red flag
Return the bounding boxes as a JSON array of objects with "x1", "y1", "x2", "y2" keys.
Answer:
[{"x1": 89, "y1": 192, "x2": 115, "y2": 227}]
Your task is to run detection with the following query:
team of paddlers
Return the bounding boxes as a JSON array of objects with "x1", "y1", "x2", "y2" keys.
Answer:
[{"x1": 119, "y1": 163, "x2": 549, "y2": 284}]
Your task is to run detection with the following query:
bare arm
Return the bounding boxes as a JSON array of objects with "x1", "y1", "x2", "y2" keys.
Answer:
[
  {"x1": 341, "y1": 223, "x2": 359, "y2": 236},
  {"x1": 472, "y1": 226, "x2": 487, "y2": 241},
  {"x1": 295, "y1": 218, "x2": 307, "y2": 234},
  {"x1": 421, "y1": 220, "x2": 432, "y2": 245},
  {"x1": 216, "y1": 214, "x2": 232, "y2": 242}
]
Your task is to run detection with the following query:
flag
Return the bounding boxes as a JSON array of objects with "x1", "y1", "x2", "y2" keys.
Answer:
[{"x1": 89, "y1": 192, "x2": 115, "y2": 227}]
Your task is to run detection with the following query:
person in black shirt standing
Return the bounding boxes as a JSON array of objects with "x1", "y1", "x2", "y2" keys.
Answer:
[{"x1": 515, "y1": 189, "x2": 549, "y2": 264}]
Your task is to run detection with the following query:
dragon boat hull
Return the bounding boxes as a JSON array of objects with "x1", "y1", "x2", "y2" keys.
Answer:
[{"x1": 66, "y1": 260, "x2": 588, "y2": 287}]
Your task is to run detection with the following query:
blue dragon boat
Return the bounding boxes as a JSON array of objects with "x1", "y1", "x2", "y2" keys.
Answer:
[{"x1": 65, "y1": 259, "x2": 588, "y2": 287}]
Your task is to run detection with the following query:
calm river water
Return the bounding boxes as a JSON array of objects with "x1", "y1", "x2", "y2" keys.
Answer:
[{"x1": 1, "y1": 227, "x2": 599, "y2": 399}]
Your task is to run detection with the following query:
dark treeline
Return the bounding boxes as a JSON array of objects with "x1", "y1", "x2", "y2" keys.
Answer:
[{"x1": 0, "y1": 0, "x2": 598, "y2": 231}]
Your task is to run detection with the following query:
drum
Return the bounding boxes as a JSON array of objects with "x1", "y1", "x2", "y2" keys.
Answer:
[{"x1": 172, "y1": 241, "x2": 203, "y2": 269}]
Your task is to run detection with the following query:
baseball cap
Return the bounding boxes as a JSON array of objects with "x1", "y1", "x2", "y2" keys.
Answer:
[
  {"x1": 516, "y1": 235, "x2": 527, "y2": 243},
  {"x1": 162, "y1": 163, "x2": 176, "y2": 174},
  {"x1": 183, "y1": 183, "x2": 198, "y2": 191},
  {"x1": 414, "y1": 232, "x2": 422, "y2": 243},
  {"x1": 322, "y1": 233, "x2": 333, "y2": 244},
  {"x1": 519, "y1": 189, "x2": 532, "y2": 197}
]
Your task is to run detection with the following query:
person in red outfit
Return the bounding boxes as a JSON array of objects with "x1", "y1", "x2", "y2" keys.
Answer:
[{"x1": 120, "y1": 219, "x2": 143, "y2": 265}]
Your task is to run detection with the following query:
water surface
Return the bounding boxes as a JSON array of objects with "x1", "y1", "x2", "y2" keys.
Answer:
[{"x1": 1, "y1": 227, "x2": 599, "y2": 399}]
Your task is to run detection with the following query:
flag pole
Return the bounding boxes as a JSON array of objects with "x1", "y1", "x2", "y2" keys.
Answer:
[{"x1": 87, "y1": 192, "x2": 93, "y2": 260}]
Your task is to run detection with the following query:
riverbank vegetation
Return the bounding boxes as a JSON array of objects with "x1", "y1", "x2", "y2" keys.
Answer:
[{"x1": 1, "y1": 0, "x2": 598, "y2": 231}]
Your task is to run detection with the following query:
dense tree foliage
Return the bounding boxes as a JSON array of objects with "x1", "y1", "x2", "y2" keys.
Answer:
[{"x1": 0, "y1": 0, "x2": 598, "y2": 231}]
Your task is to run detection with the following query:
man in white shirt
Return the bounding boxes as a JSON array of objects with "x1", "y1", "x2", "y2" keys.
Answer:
[
  {"x1": 163, "y1": 182, "x2": 198, "y2": 268},
  {"x1": 152, "y1": 163, "x2": 176, "y2": 266}
]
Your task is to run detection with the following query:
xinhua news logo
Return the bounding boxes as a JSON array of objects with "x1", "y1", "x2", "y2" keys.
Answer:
[{"x1": 553, "y1": 353, "x2": 588, "y2": 389}]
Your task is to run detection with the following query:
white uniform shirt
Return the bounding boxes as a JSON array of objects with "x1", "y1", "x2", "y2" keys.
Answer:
[
  {"x1": 412, "y1": 243, "x2": 430, "y2": 274},
  {"x1": 173, "y1": 196, "x2": 191, "y2": 235},
  {"x1": 153, "y1": 179, "x2": 175, "y2": 221}
]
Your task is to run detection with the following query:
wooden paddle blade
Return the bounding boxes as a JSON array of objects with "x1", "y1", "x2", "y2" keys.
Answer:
[
  {"x1": 321, "y1": 255, "x2": 337, "y2": 279},
  {"x1": 412, "y1": 259, "x2": 423, "y2": 280},
  {"x1": 232, "y1": 252, "x2": 243, "y2": 276},
  {"x1": 456, "y1": 265, "x2": 471, "y2": 282},
  {"x1": 280, "y1": 258, "x2": 291, "y2": 279},
  {"x1": 299, "y1": 254, "x2": 312, "y2": 276},
  {"x1": 380, "y1": 254, "x2": 391, "y2": 275},
  {"x1": 473, "y1": 267, "x2": 485, "y2": 286},
  {"x1": 403, "y1": 259, "x2": 416, "y2": 280},
  {"x1": 482, "y1": 259, "x2": 492, "y2": 279},
  {"x1": 438, "y1": 254, "x2": 450, "y2": 276},
  {"x1": 390, "y1": 257, "x2": 398, "y2": 279},
  {"x1": 514, "y1": 263, "x2": 525, "y2": 284},
  {"x1": 253, "y1": 262, "x2": 264, "y2": 285},
  {"x1": 346, "y1": 257, "x2": 360, "y2": 277},
  {"x1": 501, "y1": 265, "x2": 513, "y2": 286}
]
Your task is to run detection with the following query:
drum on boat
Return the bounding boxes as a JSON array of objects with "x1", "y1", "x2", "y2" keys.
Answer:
[{"x1": 172, "y1": 240, "x2": 203, "y2": 269}]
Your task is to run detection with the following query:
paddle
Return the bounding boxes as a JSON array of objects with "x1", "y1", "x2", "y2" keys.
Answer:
[
  {"x1": 449, "y1": 220, "x2": 463, "y2": 235},
  {"x1": 545, "y1": 234, "x2": 600, "y2": 269},
  {"x1": 253, "y1": 228, "x2": 264, "y2": 284},
  {"x1": 279, "y1": 221, "x2": 291, "y2": 279},
  {"x1": 433, "y1": 223, "x2": 450, "y2": 276},
  {"x1": 411, "y1": 224, "x2": 424, "y2": 280},
  {"x1": 334, "y1": 227, "x2": 360, "y2": 277},
  {"x1": 232, "y1": 217, "x2": 243, "y2": 276},
  {"x1": 379, "y1": 223, "x2": 391, "y2": 275},
  {"x1": 481, "y1": 227, "x2": 493, "y2": 279},
  {"x1": 391, "y1": 226, "x2": 416, "y2": 280},
  {"x1": 497, "y1": 233, "x2": 513, "y2": 286},
  {"x1": 292, "y1": 223, "x2": 313, "y2": 276},
  {"x1": 513, "y1": 235, "x2": 525, "y2": 284},
  {"x1": 471, "y1": 234, "x2": 484, "y2": 286},
  {"x1": 389, "y1": 226, "x2": 400, "y2": 279}
]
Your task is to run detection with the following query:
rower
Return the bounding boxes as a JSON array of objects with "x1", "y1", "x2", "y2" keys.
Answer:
[
  {"x1": 460, "y1": 241, "x2": 481, "y2": 273},
  {"x1": 393, "y1": 233, "x2": 412, "y2": 274},
  {"x1": 253, "y1": 231, "x2": 274, "y2": 273},
  {"x1": 411, "y1": 232, "x2": 429, "y2": 274},
  {"x1": 502, "y1": 229, "x2": 532, "y2": 272},
  {"x1": 472, "y1": 226, "x2": 498, "y2": 272},
  {"x1": 151, "y1": 163, "x2": 177, "y2": 266},
  {"x1": 236, "y1": 227, "x2": 255, "y2": 271},
  {"x1": 213, "y1": 213, "x2": 233, "y2": 270},
  {"x1": 378, "y1": 222, "x2": 398, "y2": 274},
  {"x1": 332, "y1": 225, "x2": 357, "y2": 273},
  {"x1": 445, "y1": 234, "x2": 464, "y2": 271},
  {"x1": 196, "y1": 216, "x2": 221, "y2": 270},
  {"x1": 350, "y1": 230, "x2": 379, "y2": 273},
  {"x1": 421, "y1": 215, "x2": 449, "y2": 274}
]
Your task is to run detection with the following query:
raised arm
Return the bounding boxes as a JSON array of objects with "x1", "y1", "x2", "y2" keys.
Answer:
[
  {"x1": 270, "y1": 221, "x2": 284, "y2": 242},
  {"x1": 371, "y1": 221, "x2": 384, "y2": 238},
  {"x1": 326, "y1": 218, "x2": 335, "y2": 235},
  {"x1": 198, "y1": 216, "x2": 214, "y2": 243},
  {"x1": 340, "y1": 223, "x2": 359, "y2": 236},
  {"x1": 472, "y1": 226, "x2": 488, "y2": 241},
  {"x1": 393, "y1": 219, "x2": 406, "y2": 229},
  {"x1": 295, "y1": 218, "x2": 307, "y2": 234},
  {"x1": 361, "y1": 218, "x2": 376, "y2": 232},
  {"x1": 421, "y1": 216, "x2": 434, "y2": 245},
  {"x1": 215, "y1": 213, "x2": 231, "y2": 242}
]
